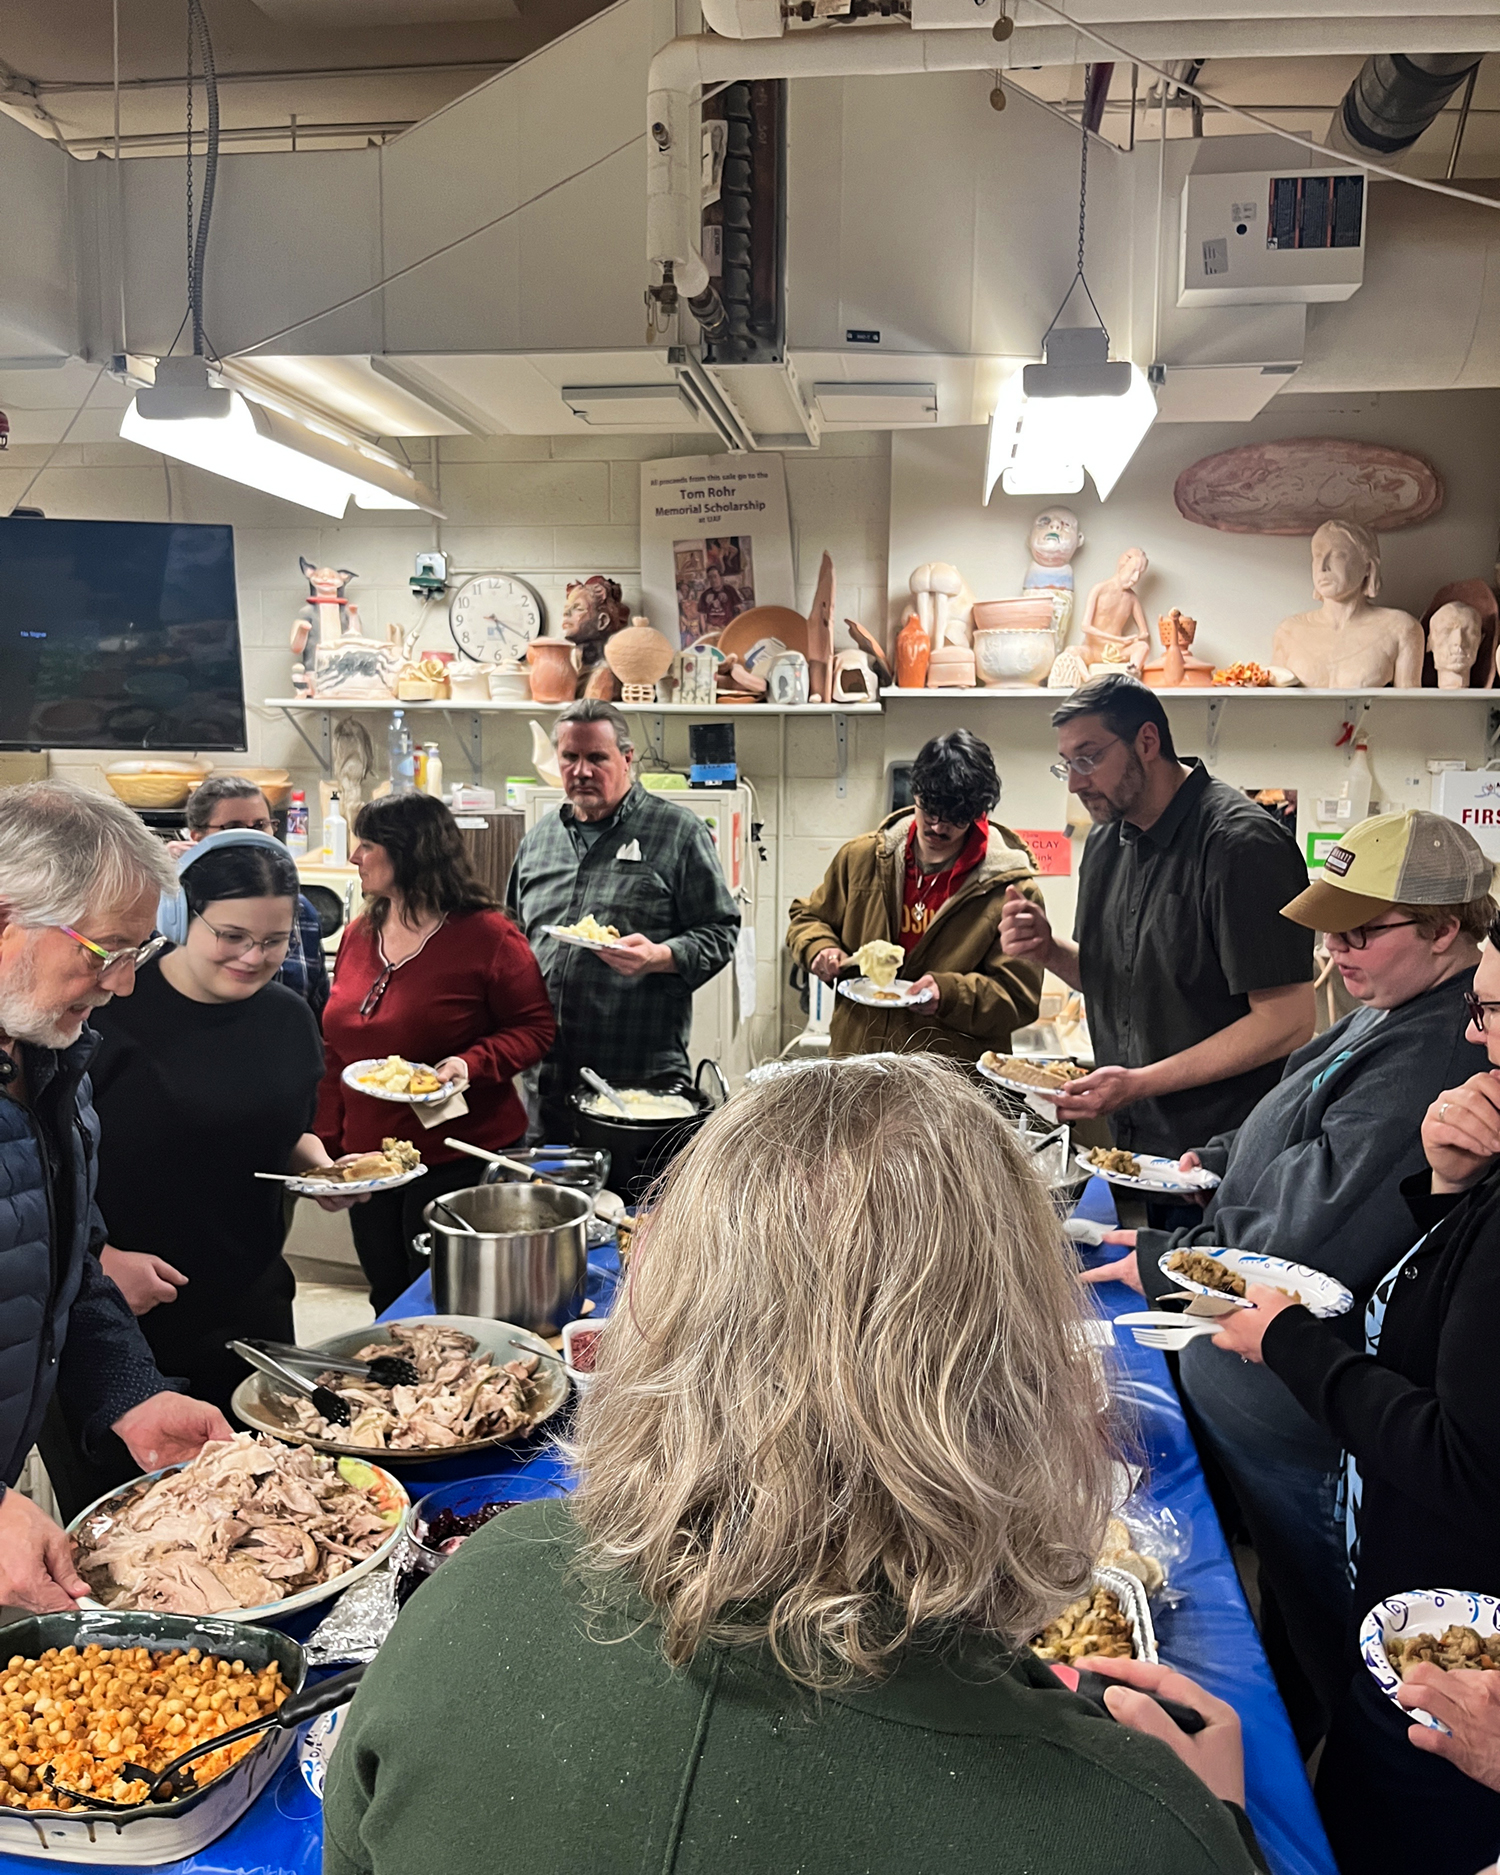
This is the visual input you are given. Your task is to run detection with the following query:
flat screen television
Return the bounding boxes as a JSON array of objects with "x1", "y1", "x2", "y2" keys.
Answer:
[{"x1": 0, "y1": 517, "x2": 246, "y2": 751}]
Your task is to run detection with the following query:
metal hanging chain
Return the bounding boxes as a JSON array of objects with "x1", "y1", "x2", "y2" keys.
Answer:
[{"x1": 1039, "y1": 72, "x2": 1110, "y2": 349}]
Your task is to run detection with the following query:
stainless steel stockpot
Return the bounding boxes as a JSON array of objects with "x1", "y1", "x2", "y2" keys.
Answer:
[{"x1": 415, "y1": 1181, "x2": 590, "y2": 1334}]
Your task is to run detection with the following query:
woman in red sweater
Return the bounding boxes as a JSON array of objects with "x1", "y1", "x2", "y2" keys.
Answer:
[{"x1": 317, "y1": 794, "x2": 555, "y2": 1311}]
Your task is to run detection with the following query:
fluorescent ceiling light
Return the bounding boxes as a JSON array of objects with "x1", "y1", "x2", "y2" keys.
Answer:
[
  {"x1": 561, "y1": 384, "x2": 695, "y2": 426},
  {"x1": 121, "y1": 387, "x2": 442, "y2": 518},
  {"x1": 983, "y1": 330, "x2": 1157, "y2": 505},
  {"x1": 813, "y1": 382, "x2": 937, "y2": 425}
]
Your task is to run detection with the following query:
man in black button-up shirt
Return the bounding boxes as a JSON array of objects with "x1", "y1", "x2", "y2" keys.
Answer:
[{"x1": 1001, "y1": 675, "x2": 1314, "y2": 1157}]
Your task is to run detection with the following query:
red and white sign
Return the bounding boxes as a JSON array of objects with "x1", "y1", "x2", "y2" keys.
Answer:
[
  {"x1": 1430, "y1": 771, "x2": 1500, "y2": 860},
  {"x1": 1017, "y1": 829, "x2": 1073, "y2": 877}
]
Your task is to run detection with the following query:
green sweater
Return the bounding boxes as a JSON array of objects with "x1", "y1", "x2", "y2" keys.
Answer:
[{"x1": 324, "y1": 1500, "x2": 1266, "y2": 1875}]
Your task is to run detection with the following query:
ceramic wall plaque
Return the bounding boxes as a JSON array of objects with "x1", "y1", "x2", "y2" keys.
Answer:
[{"x1": 1174, "y1": 438, "x2": 1444, "y2": 536}]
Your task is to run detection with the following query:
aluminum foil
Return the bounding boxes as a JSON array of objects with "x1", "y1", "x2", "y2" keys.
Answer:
[{"x1": 303, "y1": 1565, "x2": 400, "y2": 1665}]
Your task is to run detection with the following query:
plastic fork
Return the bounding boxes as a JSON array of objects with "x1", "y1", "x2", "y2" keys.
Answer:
[{"x1": 1114, "y1": 1312, "x2": 1229, "y2": 1351}]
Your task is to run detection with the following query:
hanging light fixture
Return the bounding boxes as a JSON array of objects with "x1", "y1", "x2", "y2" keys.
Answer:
[
  {"x1": 122, "y1": 369, "x2": 435, "y2": 517},
  {"x1": 117, "y1": 1, "x2": 439, "y2": 519},
  {"x1": 984, "y1": 80, "x2": 1156, "y2": 504}
]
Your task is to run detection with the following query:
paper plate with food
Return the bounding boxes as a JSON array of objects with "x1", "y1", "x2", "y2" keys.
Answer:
[
  {"x1": 343, "y1": 1055, "x2": 452, "y2": 1104},
  {"x1": 542, "y1": 913, "x2": 621, "y2": 951},
  {"x1": 280, "y1": 1137, "x2": 425, "y2": 1197},
  {"x1": 68, "y1": 1433, "x2": 408, "y2": 1623},
  {"x1": 837, "y1": 939, "x2": 934, "y2": 1007},
  {"x1": 1156, "y1": 1246, "x2": 1352, "y2": 1319},
  {"x1": 1361, "y1": 1589, "x2": 1500, "y2": 1730},
  {"x1": 1076, "y1": 1147, "x2": 1220, "y2": 1194},
  {"x1": 978, "y1": 1052, "x2": 1089, "y2": 1099},
  {"x1": 230, "y1": 1316, "x2": 568, "y2": 1462}
]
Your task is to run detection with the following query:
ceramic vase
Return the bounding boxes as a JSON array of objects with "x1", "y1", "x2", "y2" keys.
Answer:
[
  {"x1": 895, "y1": 612, "x2": 931, "y2": 689},
  {"x1": 527, "y1": 639, "x2": 579, "y2": 704}
]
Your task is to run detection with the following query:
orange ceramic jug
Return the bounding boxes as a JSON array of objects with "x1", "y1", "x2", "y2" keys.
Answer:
[{"x1": 895, "y1": 610, "x2": 931, "y2": 689}]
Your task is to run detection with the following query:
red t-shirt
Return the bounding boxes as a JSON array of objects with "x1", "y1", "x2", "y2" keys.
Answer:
[
  {"x1": 899, "y1": 820, "x2": 988, "y2": 958},
  {"x1": 317, "y1": 909, "x2": 555, "y2": 1163}
]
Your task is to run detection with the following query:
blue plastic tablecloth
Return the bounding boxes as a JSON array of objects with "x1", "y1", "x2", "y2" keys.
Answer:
[{"x1": 13, "y1": 1199, "x2": 1336, "y2": 1875}]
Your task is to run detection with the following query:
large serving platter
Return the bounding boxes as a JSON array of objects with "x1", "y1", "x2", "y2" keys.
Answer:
[{"x1": 231, "y1": 1314, "x2": 568, "y2": 1464}]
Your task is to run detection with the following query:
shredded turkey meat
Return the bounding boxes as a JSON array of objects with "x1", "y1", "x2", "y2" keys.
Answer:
[
  {"x1": 287, "y1": 1323, "x2": 540, "y2": 1451},
  {"x1": 75, "y1": 1434, "x2": 396, "y2": 1616}
]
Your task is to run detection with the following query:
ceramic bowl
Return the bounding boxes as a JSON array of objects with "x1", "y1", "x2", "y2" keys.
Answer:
[
  {"x1": 975, "y1": 627, "x2": 1056, "y2": 686},
  {"x1": 1360, "y1": 1589, "x2": 1500, "y2": 1730},
  {"x1": 971, "y1": 596, "x2": 1058, "y2": 633}
]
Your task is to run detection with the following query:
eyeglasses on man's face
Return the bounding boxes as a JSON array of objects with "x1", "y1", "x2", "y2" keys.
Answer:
[
  {"x1": 54, "y1": 927, "x2": 170, "y2": 979},
  {"x1": 1049, "y1": 736, "x2": 1124, "y2": 781},
  {"x1": 1325, "y1": 919, "x2": 1421, "y2": 953},
  {"x1": 1464, "y1": 991, "x2": 1500, "y2": 1032},
  {"x1": 195, "y1": 914, "x2": 294, "y2": 961}
]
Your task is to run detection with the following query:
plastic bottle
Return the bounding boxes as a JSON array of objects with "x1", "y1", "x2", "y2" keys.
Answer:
[
  {"x1": 413, "y1": 744, "x2": 427, "y2": 793},
  {"x1": 422, "y1": 743, "x2": 444, "y2": 799},
  {"x1": 388, "y1": 709, "x2": 416, "y2": 795},
  {"x1": 1316, "y1": 737, "x2": 1374, "y2": 831},
  {"x1": 285, "y1": 788, "x2": 309, "y2": 856},
  {"x1": 324, "y1": 790, "x2": 348, "y2": 867}
]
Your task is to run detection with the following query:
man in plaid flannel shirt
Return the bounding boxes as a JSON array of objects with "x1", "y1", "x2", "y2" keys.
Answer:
[{"x1": 508, "y1": 700, "x2": 739, "y2": 1140}]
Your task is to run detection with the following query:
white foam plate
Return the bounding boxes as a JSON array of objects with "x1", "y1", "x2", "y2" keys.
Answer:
[
  {"x1": 1076, "y1": 1150, "x2": 1220, "y2": 1195},
  {"x1": 837, "y1": 976, "x2": 935, "y2": 1008},
  {"x1": 1157, "y1": 1247, "x2": 1353, "y2": 1319},
  {"x1": 1361, "y1": 1589, "x2": 1500, "y2": 1731},
  {"x1": 541, "y1": 923, "x2": 616, "y2": 951},
  {"x1": 342, "y1": 1059, "x2": 453, "y2": 1105},
  {"x1": 977, "y1": 1056, "x2": 1085, "y2": 1100},
  {"x1": 283, "y1": 1163, "x2": 426, "y2": 1197}
]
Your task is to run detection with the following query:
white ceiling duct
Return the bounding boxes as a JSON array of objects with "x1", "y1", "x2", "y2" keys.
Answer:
[{"x1": 248, "y1": 0, "x2": 518, "y2": 23}]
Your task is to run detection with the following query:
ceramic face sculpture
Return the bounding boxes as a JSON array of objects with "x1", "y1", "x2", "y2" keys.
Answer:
[
  {"x1": 1271, "y1": 520, "x2": 1425, "y2": 690},
  {"x1": 1079, "y1": 548, "x2": 1150, "y2": 673},
  {"x1": 1023, "y1": 510, "x2": 1082, "y2": 592},
  {"x1": 562, "y1": 575, "x2": 631, "y2": 700},
  {"x1": 1429, "y1": 601, "x2": 1483, "y2": 689}
]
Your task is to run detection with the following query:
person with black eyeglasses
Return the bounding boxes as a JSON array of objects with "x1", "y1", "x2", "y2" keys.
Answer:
[
  {"x1": 1000, "y1": 674, "x2": 1315, "y2": 1163},
  {"x1": 34, "y1": 831, "x2": 351, "y2": 1519},
  {"x1": 177, "y1": 775, "x2": 329, "y2": 1016},
  {"x1": 1082, "y1": 809, "x2": 1493, "y2": 1754},
  {"x1": 1209, "y1": 830, "x2": 1500, "y2": 1874}
]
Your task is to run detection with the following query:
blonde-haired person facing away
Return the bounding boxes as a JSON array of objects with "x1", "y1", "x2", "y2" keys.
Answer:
[{"x1": 324, "y1": 1056, "x2": 1265, "y2": 1875}]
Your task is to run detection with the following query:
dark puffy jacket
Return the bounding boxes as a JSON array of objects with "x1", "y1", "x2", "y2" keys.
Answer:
[{"x1": 0, "y1": 1031, "x2": 167, "y2": 1486}]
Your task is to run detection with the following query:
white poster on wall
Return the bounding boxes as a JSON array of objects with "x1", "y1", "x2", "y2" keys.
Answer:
[{"x1": 640, "y1": 454, "x2": 795, "y2": 650}]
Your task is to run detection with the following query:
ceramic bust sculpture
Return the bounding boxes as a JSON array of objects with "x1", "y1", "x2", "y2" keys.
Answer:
[
  {"x1": 1429, "y1": 601, "x2": 1484, "y2": 690},
  {"x1": 1271, "y1": 520, "x2": 1424, "y2": 689},
  {"x1": 1143, "y1": 608, "x2": 1213, "y2": 688},
  {"x1": 562, "y1": 575, "x2": 631, "y2": 699},
  {"x1": 1079, "y1": 548, "x2": 1151, "y2": 674},
  {"x1": 1023, "y1": 510, "x2": 1082, "y2": 592}
]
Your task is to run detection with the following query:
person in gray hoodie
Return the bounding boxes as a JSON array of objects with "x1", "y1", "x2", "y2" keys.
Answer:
[{"x1": 1082, "y1": 810, "x2": 1493, "y2": 1745}]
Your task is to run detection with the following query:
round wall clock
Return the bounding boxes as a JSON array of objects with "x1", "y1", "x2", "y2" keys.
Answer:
[{"x1": 448, "y1": 573, "x2": 545, "y2": 662}]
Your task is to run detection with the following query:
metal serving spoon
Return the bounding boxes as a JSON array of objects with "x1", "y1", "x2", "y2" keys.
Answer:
[{"x1": 43, "y1": 1666, "x2": 366, "y2": 1811}]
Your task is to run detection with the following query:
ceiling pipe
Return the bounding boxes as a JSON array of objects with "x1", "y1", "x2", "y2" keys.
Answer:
[
  {"x1": 1327, "y1": 51, "x2": 1485, "y2": 157},
  {"x1": 648, "y1": 16, "x2": 1500, "y2": 298}
]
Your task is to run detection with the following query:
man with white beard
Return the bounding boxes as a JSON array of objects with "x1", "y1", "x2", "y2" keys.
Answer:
[{"x1": 0, "y1": 781, "x2": 232, "y2": 1611}]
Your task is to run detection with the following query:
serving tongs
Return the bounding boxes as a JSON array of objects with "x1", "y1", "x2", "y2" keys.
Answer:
[
  {"x1": 227, "y1": 1341, "x2": 352, "y2": 1424},
  {"x1": 234, "y1": 1336, "x2": 420, "y2": 1390},
  {"x1": 42, "y1": 1665, "x2": 366, "y2": 1811}
]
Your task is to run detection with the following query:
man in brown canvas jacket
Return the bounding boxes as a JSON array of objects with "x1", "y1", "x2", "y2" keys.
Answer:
[{"x1": 786, "y1": 731, "x2": 1045, "y2": 1062}]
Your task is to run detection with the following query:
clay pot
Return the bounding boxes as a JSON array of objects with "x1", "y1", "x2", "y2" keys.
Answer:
[
  {"x1": 895, "y1": 611, "x2": 931, "y2": 689},
  {"x1": 970, "y1": 596, "x2": 1057, "y2": 634},
  {"x1": 527, "y1": 639, "x2": 579, "y2": 704},
  {"x1": 926, "y1": 645, "x2": 976, "y2": 688},
  {"x1": 974, "y1": 628, "x2": 1055, "y2": 686}
]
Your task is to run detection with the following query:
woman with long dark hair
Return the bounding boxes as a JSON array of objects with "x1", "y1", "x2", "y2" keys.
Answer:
[
  {"x1": 317, "y1": 794, "x2": 555, "y2": 1312},
  {"x1": 39, "y1": 832, "x2": 348, "y2": 1516}
]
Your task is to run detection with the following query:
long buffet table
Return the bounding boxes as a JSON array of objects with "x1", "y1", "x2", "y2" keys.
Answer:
[{"x1": 12, "y1": 1187, "x2": 1336, "y2": 1875}]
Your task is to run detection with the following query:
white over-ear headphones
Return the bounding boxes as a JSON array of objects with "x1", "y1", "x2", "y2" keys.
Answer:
[{"x1": 156, "y1": 829, "x2": 288, "y2": 946}]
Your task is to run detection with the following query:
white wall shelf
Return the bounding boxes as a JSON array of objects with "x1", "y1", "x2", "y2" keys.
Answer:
[{"x1": 880, "y1": 687, "x2": 1500, "y2": 701}]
